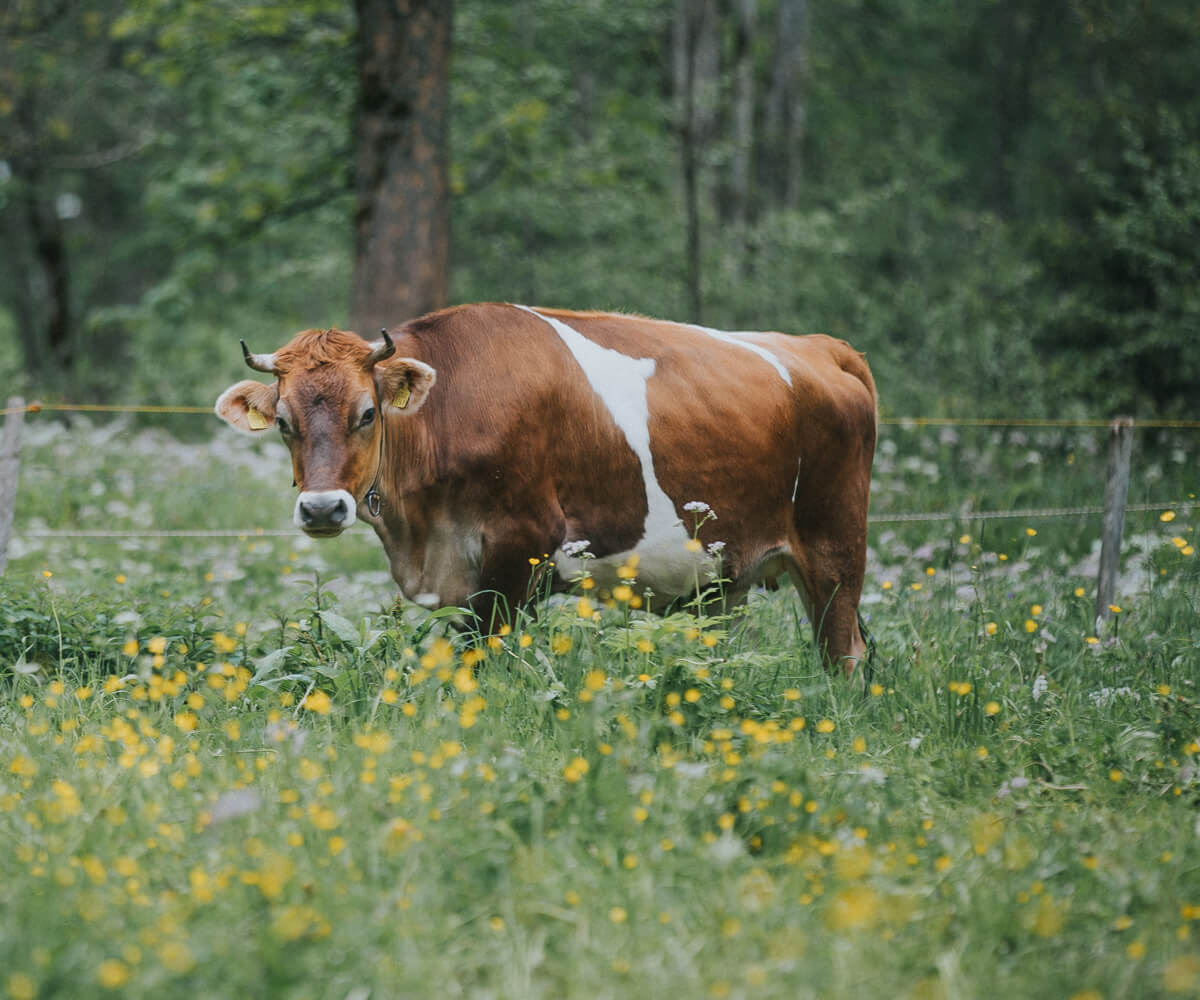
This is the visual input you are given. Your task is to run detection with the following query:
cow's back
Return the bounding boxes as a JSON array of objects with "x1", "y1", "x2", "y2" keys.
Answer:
[{"x1": 397, "y1": 305, "x2": 873, "y2": 602}]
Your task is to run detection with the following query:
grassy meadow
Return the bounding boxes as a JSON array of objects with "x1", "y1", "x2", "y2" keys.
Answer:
[{"x1": 1, "y1": 416, "x2": 1198, "y2": 999}]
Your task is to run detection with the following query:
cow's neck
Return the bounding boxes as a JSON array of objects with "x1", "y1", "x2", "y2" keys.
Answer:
[
  {"x1": 368, "y1": 479, "x2": 481, "y2": 608},
  {"x1": 360, "y1": 415, "x2": 453, "y2": 592},
  {"x1": 375, "y1": 413, "x2": 438, "y2": 505}
]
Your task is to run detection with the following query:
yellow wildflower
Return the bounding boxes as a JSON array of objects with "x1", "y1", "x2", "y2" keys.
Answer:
[
  {"x1": 1164, "y1": 955, "x2": 1200, "y2": 993},
  {"x1": 827, "y1": 886, "x2": 881, "y2": 930},
  {"x1": 563, "y1": 757, "x2": 589, "y2": 783},
  {"x1": 5, "y1": 974, "x2": 37, "y2": 1000},
  {"x1": 302, "y1": 691, "x2": 332, "y2": 715},
  {"x1": 96, "y1": 960, "x2": 130, "y2": 990}
]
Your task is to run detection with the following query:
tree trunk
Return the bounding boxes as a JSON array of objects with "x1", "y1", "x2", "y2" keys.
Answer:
[
  {"x1": 2, "y1": 174, "x2": 43, "y2": 378},
  {"x1": 673, "y1": 0, "x2": 719, "y2": 324},
  {"x1": 352, "y1": 0, "x2": 452, "y2": 334},
  {"x1": 764, "y1": 0, "x2": 809, "y2": 207},
  {"x1": 729, "y1": 0, "x2": 757, "y2": 253},
  {"x1": 518, "y1": 0, "x2": 538, "y2": 305},
  {"x1": 987, "y1": 1, "x2": 1046, "y2": 217},
  {"x1": 16, "y1": 159, "x2": 72, "y2": 378}
]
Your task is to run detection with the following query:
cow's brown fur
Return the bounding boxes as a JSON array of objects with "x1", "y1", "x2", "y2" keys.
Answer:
[{"x1": 216, "y1": 304, "x2": 877, "y2": 672}]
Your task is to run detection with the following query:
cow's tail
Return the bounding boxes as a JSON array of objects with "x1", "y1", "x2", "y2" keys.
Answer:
[
  {"x1": 834, "y1": 340, "x2": 879, "y2": 435},
  {"x1": 836, "y1": 339, "x2": 877, "y2": 688}
]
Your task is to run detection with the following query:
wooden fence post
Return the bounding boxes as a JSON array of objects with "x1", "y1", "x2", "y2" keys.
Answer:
[
  {"x1": 0, "y1": 397, "x2": 26, "y2": 574},
  {"x1": 1095, "y1": 416, "x2": 1134, "y2": 629}
]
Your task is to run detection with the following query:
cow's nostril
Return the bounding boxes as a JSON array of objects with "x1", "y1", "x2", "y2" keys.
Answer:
[
  {"x1": 294, "y1": 490, "x2": 357, "y2": 534},
  {"x1": 300, "y1": 496, "x2": 343, "y2": 525}
]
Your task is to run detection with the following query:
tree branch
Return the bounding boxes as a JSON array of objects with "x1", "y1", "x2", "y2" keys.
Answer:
[{"x1": 48, "y1": 131, "x2": 156, "y2": 170}]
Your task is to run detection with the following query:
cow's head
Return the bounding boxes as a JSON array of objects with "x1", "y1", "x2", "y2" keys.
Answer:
[{"x1": 215, "y1": 327, "x2": 436, "y2": 536}]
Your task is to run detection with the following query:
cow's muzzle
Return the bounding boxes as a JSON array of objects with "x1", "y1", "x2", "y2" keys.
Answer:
[{"x1": 294, "y1": 489, "x2": 357, "y2": 536}]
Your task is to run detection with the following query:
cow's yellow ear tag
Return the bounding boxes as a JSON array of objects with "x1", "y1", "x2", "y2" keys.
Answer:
[
  {"x1": 392, "y1": 383, "x2": 411, "y2": 409},
  {"x1": 247, "y1": 407, "x2": 268, "y2": 430}
]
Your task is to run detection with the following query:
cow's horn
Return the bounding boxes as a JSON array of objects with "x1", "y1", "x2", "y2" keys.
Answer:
[
  {"x1": 240, "y1": 340, "x2": 278, "y2": 374},
  {"x1": 364, "y1": 328, "x2": 396, "y2": 368}
]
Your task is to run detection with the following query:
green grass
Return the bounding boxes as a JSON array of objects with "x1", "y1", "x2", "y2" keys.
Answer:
[{"x1": 0, "y1": 418, "x2": 1198, "y2": 999}]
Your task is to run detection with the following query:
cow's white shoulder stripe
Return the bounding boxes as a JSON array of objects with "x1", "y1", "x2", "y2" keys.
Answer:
[
  {"x1": 513, "y1": 305, "x2": 715, "y2": 594},
  {"x1": 515, "y1": 304, "x2": 658, "y2": 457},
  {"x1": 689, "y1": 324, "x2": 793, "y2": 387}
]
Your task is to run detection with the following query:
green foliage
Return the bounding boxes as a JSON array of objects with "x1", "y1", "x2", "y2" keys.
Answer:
[
  {"x1": 0, "y1": 0, "x2": 355, "y2": 404},
  {"x1": 451, "y1": 0, "x2": 679, "y2": 312},
  {"x1": 2, "y1": 0, "x2": 1199, "y2": 414},
  {"x1": 1041, "y1": 112, "x2": 1200, "y2": 413},
  {"x1": 98, "y1": 0, "x2": 356, "y2": 404}
]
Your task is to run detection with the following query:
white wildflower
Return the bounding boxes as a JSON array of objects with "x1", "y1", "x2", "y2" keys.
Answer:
[
  {"x1": 997, "y1": 775, "x2": 1031, "y2": 798},
  {"x1": 208, "y1": 788, "x2": 263, "y2": 824},
  {"x1": 560, "y1": 539, "x2": 592, "y2": 557},
  {"x1": 683, "y1": 501, "x2": 711, "y2": 513},
  {"x1": 709, "y1": 833, "x2": 745, "y2": 865},
  {"x1": 266, "y1": 722, "x2": 307, "y2": 754},
  {"x1": 1032, "y1": 675, "x2": 1049, "y2": 701},
  {"x1": 1088, "y1": 686, "x2": 1138, "y2": 708}
]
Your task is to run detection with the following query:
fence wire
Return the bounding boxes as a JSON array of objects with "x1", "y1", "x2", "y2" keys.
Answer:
[
  {"x1": 869, "y1": 500, "x2": 1196, "y2": 525},
  {"x1": 3, "y1": 399, "x2": 1197, "y2": 545},
  {"x1": 11, "y1": 500, "x2": 1195, "y2": 540},
  {"x1": 4, "y1": 400, "x2": 1200, "y2": 429}
]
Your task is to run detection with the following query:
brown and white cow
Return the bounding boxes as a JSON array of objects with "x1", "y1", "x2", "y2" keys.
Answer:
[{"x1": 215, "y1": 304, "x2": 877, "y2": 672}]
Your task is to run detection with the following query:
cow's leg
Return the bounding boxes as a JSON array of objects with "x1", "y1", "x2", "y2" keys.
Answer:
[
  {"x1": 471, "y1": 515, "x2": 566, "y2": 630},
  {"x1": 787, "y1": 472, "x2": 871, "y2": 678},
  {"x1": 788, "y1": 406, "x2": 875, "y2": 677},
  {"x1": 789, "y1": 537, "x2": 868, "y2": 677}
]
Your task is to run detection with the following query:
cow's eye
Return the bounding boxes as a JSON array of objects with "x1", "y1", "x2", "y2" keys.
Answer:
[
  {"x1": 276, "y1": 416, "x2": 291, "y2": 436},
  {"x1": 359, "y1": 407, "x2": 376, "y2": 428}
]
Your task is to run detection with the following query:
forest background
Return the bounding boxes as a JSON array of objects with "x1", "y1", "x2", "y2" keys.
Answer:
[{"x1": 2, "y1": 0, "x2": 1198, "y2": 421}]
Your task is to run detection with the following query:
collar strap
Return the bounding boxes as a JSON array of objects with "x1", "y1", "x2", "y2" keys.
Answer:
[{"x1": 363, "y1": 396, "x2": 387, "y2": 518}]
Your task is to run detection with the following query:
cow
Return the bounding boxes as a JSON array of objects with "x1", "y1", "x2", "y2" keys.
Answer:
[{"x1": 215, "y1": 304, "x2": 877, "y2": 674}]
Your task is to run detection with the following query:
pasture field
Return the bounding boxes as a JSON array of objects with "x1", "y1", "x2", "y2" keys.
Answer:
[{"x1": 1, "y1": 417, "x2": 1198, "y2": 999}]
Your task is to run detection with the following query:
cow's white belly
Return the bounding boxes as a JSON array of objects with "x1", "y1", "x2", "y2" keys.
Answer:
[{"x1": 553, "y1": 535, "x2": 720, "y2": 602}]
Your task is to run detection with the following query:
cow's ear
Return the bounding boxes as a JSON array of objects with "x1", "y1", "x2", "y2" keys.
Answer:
[
  {"x1": 376, "y1": 358, "x2": 436, "y2": 415},
  {"x1": 215, "y1": 380, "x2": 277, "y2": 434}
]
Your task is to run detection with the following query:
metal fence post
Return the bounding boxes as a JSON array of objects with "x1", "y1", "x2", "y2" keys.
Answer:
[
  {"x1": 0, "y1": 397, "x2": 26, "y2": 574},
  {"x1": 1095, "y1": 416, "x2": 1134, "y2": 628}
]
